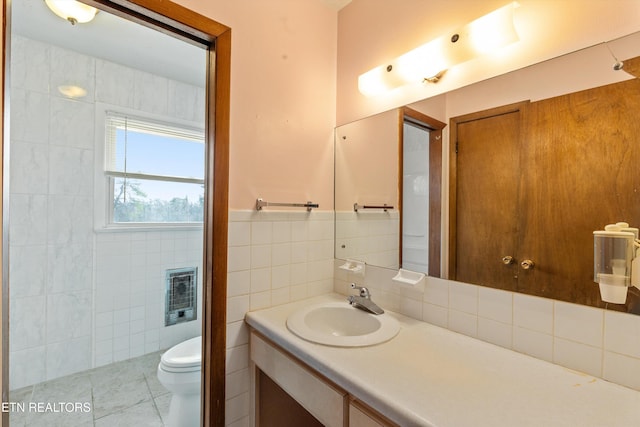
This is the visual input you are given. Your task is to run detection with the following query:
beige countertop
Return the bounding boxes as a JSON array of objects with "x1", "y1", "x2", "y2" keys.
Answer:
[{"x1": 245, "y1": 293, "x2": 640, "y2": 427}]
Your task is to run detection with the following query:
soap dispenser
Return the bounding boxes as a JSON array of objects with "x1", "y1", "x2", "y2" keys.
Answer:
[{"x1": 593, "y1": 222, "x2": 640, "y2": 304}]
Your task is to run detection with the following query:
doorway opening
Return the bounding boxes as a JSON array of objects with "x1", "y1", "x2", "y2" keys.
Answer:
[
  {"x1": 399, "y1": 107, "x2": 445, "y2": 277},
  {"x1": 1, "y1": 1, "x2": 230, "y2": 426}
]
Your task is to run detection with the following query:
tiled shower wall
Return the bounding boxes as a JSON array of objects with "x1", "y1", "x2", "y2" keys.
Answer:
[
  {"x1": 224, "y1": 210, "x2": 335, "y2": 426},
  {"x1": 94, "y1": 230, "x2": 202, "y2": 367},
  {"x1": 9, "y1": 35, "x2": 204, "y2": 389}
]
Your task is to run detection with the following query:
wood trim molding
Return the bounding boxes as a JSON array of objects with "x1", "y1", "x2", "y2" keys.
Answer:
[
  {"x1": 397, "y1": 109, "x2": 404, "y2": 269},
  {"x1": 1, "y1": 1, "x2": 6, "y2": 426},
  {"x1": 1, "y1": 2, "x2": 230, "y2": 426},
  {"x1": 622, "y1": 56, "x2": 640, "y2": 78},
  {"x1": 85, "y1": 0, "x2": 229, "y2": 43},
  {"x1": 402, "y1": 106, "x2": 446, "y2": 130},
  {"x1": 204, "y1": 27, "x2": 231, "y2": 427}
]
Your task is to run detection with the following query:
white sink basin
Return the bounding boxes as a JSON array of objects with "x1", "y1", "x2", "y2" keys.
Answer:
[{"x1": 286, "y1": 302, "x2": 400, "y2": 347}]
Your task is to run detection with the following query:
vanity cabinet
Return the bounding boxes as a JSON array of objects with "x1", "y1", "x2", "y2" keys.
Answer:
[
  {"x1": 250, "y1": 330, "x2": 397, "y2": 427},
  {"x1": 349, "y1": 399, "x2": 397, "y2": 427}
]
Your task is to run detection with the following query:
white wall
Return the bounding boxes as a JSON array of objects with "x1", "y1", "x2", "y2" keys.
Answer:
[{"x1": 9, "y1": 35, "x2": 204, "y2": 389}]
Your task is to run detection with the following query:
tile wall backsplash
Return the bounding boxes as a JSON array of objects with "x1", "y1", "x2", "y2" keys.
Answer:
[
  {"x1": 225, "y1": 209, "x2": 335, "y2": 426},
  {"x1": 335, "y1": 262, "x2": 640, "y2": 392},
  {"x1": 9, "y1": 35, "x2": 204, "y2": 389},
  {"x1": 335, "y1": 210, "x2": 399, "y2": 269}
]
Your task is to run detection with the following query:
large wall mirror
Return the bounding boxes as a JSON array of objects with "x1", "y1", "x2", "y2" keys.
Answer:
[{"x1": 335, "y1": 29, "x2": 640, "y2": 314}]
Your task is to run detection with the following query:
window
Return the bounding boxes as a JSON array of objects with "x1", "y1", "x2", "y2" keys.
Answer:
[{"x1": 105, "y1": 112, "x2": 205, "y2": 224}]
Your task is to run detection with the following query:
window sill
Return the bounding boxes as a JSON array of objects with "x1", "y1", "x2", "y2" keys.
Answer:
[{"x1": 96, "y1": 223, "x2": 204, "y2": 233}]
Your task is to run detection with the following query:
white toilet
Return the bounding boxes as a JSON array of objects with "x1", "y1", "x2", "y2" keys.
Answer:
[{"x1": 157, "y1": 336, "x2": 202, "y2": 427}]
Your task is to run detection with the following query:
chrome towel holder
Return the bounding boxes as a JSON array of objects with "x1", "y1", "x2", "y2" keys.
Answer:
[
  {"x1": 353, "y1": 203, "x2": 393, "y2": 212},
  {"x1": 256, "y1": 198, "x2": 319, "y2": 212}
]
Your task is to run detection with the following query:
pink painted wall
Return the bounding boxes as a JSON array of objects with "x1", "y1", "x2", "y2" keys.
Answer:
[
  {"x1": 174, "y1": 0, "x2": 338, "y2": 210},
  {"x1": 335, "y1": 109, "x2": 398, "y2": 211},
  {"x1": 168, "y1": 0, "x2": 640, "y2": 211}
]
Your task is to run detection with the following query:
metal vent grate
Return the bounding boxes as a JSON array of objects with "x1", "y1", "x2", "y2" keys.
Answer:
[{"x1": 165, "y1": 267, "x2": 197, "y2": 326}]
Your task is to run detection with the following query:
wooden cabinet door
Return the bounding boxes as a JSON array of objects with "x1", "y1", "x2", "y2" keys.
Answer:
[
  {"x1": 519, "y1": 79, "x2": 640, "y2": 307},
  {"x1": 449, "y1": 81, "x2": 640, "y2": 311},
  {"x1": 450, "y1": 104, "x2": 525, "y2": 291}
]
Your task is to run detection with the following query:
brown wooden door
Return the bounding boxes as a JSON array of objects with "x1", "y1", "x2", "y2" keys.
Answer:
[
  {"x1": 450, "y1": 105, "x2": 525, "y2": 291},
  {"x1": 449, "y1": 81, "x2": 640, "y2": 311},
  {"x1": 520, "y1": 79, "x2": 640, "y2": 306}
]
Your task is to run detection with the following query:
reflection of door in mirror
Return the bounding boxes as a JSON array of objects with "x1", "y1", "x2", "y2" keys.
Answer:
[
  {"x1": 400, "y1": 108, "x2": 445, "y2": 277},
  {"x1": 402, "y1": 121, "x2": 430, "y2": 273},
  {"x1": 449, "y1": 79, "x2": 640, "y2": 312},
  {"x1": 449, "y1": 103, "x2": 524, "y2": 291}
]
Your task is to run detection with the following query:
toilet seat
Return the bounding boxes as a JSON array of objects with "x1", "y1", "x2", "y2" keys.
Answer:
[{"x1": 160, "y1": 336, "x2": 201, "y2": 372}]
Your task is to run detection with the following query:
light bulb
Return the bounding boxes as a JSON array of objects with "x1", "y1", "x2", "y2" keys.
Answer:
[{"x1": 45, "y1": 0, "x2": 98, "y2": 25}]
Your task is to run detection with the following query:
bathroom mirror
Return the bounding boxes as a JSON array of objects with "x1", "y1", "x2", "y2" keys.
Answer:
[
  {"x1": 335, "y1": 29, "x2": 640, "y2": 313},
  {"x1": 335, "y1": 107, "x2": 444, "y2": 276}
]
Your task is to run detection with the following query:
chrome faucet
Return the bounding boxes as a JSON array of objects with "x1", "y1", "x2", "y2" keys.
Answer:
[{"x1": 347, "y1": 283, "x2": 384, "y2": 315}]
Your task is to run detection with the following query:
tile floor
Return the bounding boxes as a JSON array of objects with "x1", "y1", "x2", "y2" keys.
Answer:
[{"x1": 8, "y1": 351, "x2": 173, "y2": 427}]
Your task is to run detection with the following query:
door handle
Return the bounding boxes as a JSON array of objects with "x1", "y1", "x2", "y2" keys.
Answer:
[
  {"x1": 501, "y1": 255, "x2": 515, "y2": 265},
  {"x1": 520, "y1": 259, "x2": 535, "y2": 270}
]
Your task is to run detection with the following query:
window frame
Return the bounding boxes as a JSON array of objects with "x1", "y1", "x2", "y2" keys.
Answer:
[{"x1": 95, "y1": 104, "x2": 206, "y2": 230}]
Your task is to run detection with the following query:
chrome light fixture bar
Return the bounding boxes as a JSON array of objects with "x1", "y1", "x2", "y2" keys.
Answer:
[{"x1": 358, "y1": 2, "x2": 520, "y2": 97}]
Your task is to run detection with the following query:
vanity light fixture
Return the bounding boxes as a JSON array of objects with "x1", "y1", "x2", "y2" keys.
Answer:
[
  {"x1": 358, "y1": 2, "x2": 520, "y2": 97},
  {"x1": 44, "y1": 0, "x2": 98, "y2": 25},
  {"x1": 605, "y1": 43, "x2": 625, "y2": 71}
]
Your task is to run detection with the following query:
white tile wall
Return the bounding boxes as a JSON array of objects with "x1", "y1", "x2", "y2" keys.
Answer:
[
  {"x1": 335, "y1": 211, "x2": 399, "y2": 269},
  {"x1": 93, "y1": 230, "x2": 203, "y2": 367},
  {"x1": 335, "y1": 263, "x2": 640, "y2": 392},
  {"x1": 225, "y1": 209, "x2": 335, "y2": 425},
  {"x1": 513, "y1": 293, "x2": 554, "y2": 334},
  {"x1": 9, "y1": 35, "x2": 206, "y2": 389},
  {"x1": 604, "y1": 310, "x2": 640, "y2": 358}
]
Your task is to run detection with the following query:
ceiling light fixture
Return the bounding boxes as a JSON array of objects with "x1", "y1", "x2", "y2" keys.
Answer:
[
  {"x1": 358, "y1": 2, "x2": 520, "y2": 97},
  {"x1": 58, "y1": 85, "x2": 87, "y2": 99},
  {"x1": 44, "y1": 0, "x2": 98, "y2": 25}
]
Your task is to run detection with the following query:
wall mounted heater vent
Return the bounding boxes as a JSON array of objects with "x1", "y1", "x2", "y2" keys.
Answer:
[{"x1": 165, "y1": 267, "x2": 197, "y2": 326}]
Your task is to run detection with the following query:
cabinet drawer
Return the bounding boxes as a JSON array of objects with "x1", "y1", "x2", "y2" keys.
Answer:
[
  {"x1": 349, "y1": 400, "x2": 397, "y2": 427},
  {"x1": 250, "y1": 332, "x2": 346, "y2": 427}
]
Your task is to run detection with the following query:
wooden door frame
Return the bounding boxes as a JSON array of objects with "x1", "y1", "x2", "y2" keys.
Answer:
[
  {"x1": 0, "y1": 1, "x2": 230, "y2": 426},
  {"x1": 448, "y1": 101, "x2": 528, "y2": 280},
  {"x1": 398, "y1": 107, "x2": 445, "y2": 277}
]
